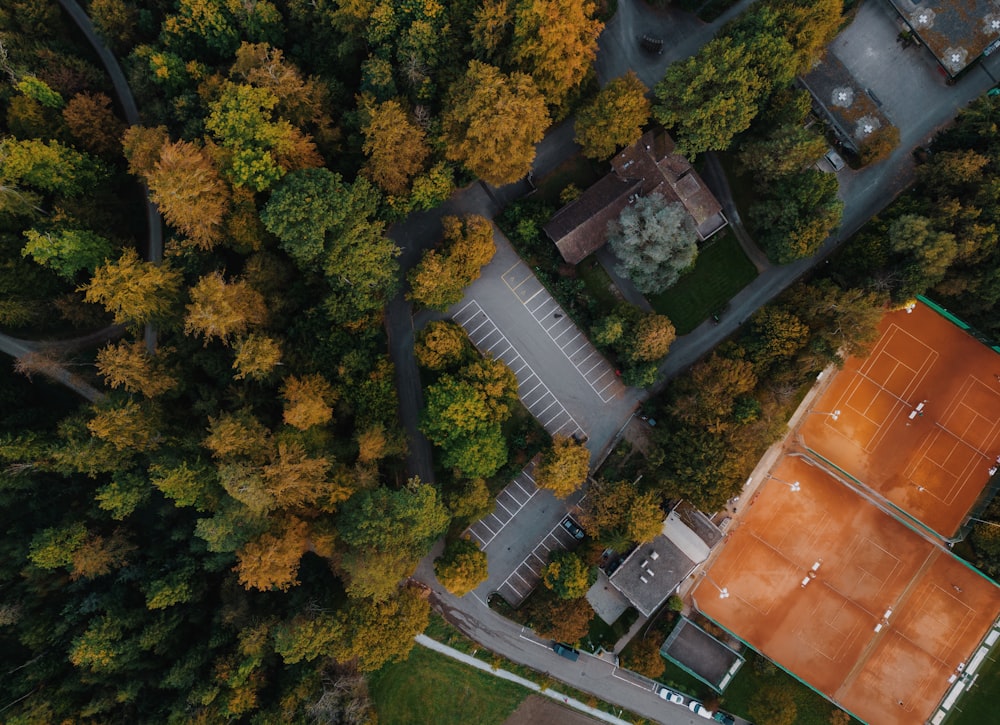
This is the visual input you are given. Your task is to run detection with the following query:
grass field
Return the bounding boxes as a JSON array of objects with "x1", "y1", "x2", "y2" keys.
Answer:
[
  {"x1": 369, "y1": 644, "x2": 527, "y2": 725},
  {"x1": 648, "y1": 232, "x2": 757, "y2": 334},
  {"x1": 946, "y1": 652, "x2": 1000, "y2": 724}
]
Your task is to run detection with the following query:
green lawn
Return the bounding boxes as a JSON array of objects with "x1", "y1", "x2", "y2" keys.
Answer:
[
  {"x1": 369, "y1": 644, "x2": 527, "y2": 725},
  {"x1": 648, "y1": 232, "x2": 757, "y2": 334},
  {"x1": 946, "y1": 652, "x2": 1000, "y2": 724}
]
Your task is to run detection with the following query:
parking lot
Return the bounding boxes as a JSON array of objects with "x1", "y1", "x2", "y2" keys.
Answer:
[
  {"x1": 467, "y1": 463, "x2": 540, "y2": 549},
  {"x1": 493, "y1": 514, "x2": 585, "y2": 607},
  {"x1": 453, "y1": 299, "x2": 586, "y2": 439},
  {"x1": 502, "y1": 260, "x2": 625, "y2": 404}
]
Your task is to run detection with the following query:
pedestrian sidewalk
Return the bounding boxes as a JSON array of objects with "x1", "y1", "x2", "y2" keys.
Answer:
[{"x1": 415, "y1": 634, "x2": 633, "y2": 725}]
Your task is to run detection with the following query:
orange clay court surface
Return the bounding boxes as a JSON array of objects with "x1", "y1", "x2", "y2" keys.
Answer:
[
  {"x1": 799, "y1": 302, "x2": 1000, "y2": 537},
  {"x1": 694, "y1": 454, "x2": 1000, "y2": 725}
]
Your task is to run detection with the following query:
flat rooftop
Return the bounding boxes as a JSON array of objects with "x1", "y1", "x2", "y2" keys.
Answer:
[
  {"x1": 798, "y1": 302, "x2": 1000, "y2": 539},
  {"x1": 610, "y1": 536, "x2": 695, "y2": 617},
  {"x1": 888, "y1": 0, "x2": 1000, "y2": 76},
  {"x1": 694, "y1": 454, "x2": 1000, "y2": 725}
]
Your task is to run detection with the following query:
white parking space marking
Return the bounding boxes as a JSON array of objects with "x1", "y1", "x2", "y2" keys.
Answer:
[
  {"x1": 452, "y1": 300, "x2": 585, "y2": 440},
  {"x1": 493, "y1": 516, "x2": 585, "y2": 608},
  {"x1": 463, "y1": 464, "x2": 540, "y2": 550},
  {"x1": 500, "y1": 262, "x2": 625, "y2": 403}
]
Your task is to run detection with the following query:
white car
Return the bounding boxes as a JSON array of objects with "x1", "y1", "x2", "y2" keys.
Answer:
[
  {"x1": 657, "y1": 687, "x2": 684, "y2": 705},
  {"x1": 688, "y1": 700, "x2": 714, "y2": 719}
]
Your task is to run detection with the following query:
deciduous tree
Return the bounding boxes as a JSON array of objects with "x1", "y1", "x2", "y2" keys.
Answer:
[
  {"x1": 146, "y1": 140, "x2": 230, "y2": 250},
  {"x1": 281, "y1": 374, "x2": 336, "y2": 430},
  {"x1": 96, "y1": 339, "x2": 177, "y2": 397},
  {"x1": 435, "y1": 538, "x2": 488, "y2": 596},
  {"x1": 331, "y1": 587, "x2": 431, "y2": 671},
  {"x1": 627, "y1": 313, "x2": 677, "y2": 362},
  {"x1": 361, "y1": 98, "x2": 430, "y2": 196},
  {"x1": 235, "y1": 515, "x2": 310, "y2": 592},
  {"x1": 185, "y1": 272, "x2": 267, "y2": 345},
  {"x1": 62, "y1": 92, "x2": 126, "y2": 158},
  {"x1": 535, "y1": 434, "x2": 590, "y2": 498},
  {"x1": 575, "y1": 71, "x2": 650, "y2": 160},
  {"x1": 338, "y1": 479, "x2": 450, "y2": 560},
  {"x1": 510, "y1": 0, "x2": 603, "y2": 112},
  {"x1": 541, "y1": 550, "x2": 594, "y2": 599},
  {"x1": 653, "y1": 37, "x2": 767, "y2": 157},
  {"x1": 415, "y1": 320, "x2": 471, "y2": 370},
  {"x1": 22, "y1": 227, "x2": 114, "y2": 279},
  {"x1": 409, "y1": 214, "x2": 496, "y2": 309},
  {"x1": 88, "y1": 398, "x2": 162, "y2": 452},
  {"x1": 442, "y1": 61, "x2": 549, "y2": 186},
  {"x1": 608, "y1": 193, "x2": 699, "y2": 294},
  {"x1": 750, "y1": 170, "x2": 843, "y2": 263},
  {"x1": 232, "y1": 333, "x2": 282, "y2": 380},
  {"x1": 83, "y1": 248, "x2": 183, "y2": 327},
  {"x1": 580, "y1": 478, "x2": 662, "y2": 549}
]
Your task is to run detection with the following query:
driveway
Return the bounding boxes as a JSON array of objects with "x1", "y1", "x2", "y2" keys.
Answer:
[{"x1": 595, "y1": 0, "x2": 761, "y2": 88}]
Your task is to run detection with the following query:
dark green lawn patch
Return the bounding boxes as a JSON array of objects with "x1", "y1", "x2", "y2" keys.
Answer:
[
  {"x1": 369, "y1": 645, "x2": 527, "y2": 725},
  {"x1": 946, "y1": 651, "x2": 1000, "y2": 724},
  {"x1": 586, "y1": 607, "x2": 639, "y2": 651},
  {"x1": 719, "y1": 653, "x2": 861, "y2": 724},
  {"x1": 648, "y1": 232, "x2": 757, "y2": 334},
  {"x1": 576, "y1": 256, "x2": 621, "y2": 319}
]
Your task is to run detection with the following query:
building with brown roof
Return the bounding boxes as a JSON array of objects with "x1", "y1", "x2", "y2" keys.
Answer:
[{"x1": 543, "y1": 131, "x2": 728, "y2": 265}]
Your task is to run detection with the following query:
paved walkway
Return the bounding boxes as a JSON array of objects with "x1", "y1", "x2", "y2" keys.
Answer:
[{"x1": 415, "y1": 635, "x2": 632, "y2": 725}]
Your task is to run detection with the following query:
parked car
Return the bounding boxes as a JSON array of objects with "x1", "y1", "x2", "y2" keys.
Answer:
[
  {"x1": 712, "y1": 711, "x2": 736, "y2": 725},
  {"x1": 825, "y1": 148, "x2": 846, "y2": 171},
  {"x1": 561, "y1": 517, "x2": 585, "y2": 540},
  {"x1": 656, "y1": 686, "x2": 684, "y2": 705},
  {"x1": 552, "y1": 642, "x2": 579, "y2": 661},
  {"x1": 688, "y1": 700, "x2": 714, "y2": 719}
]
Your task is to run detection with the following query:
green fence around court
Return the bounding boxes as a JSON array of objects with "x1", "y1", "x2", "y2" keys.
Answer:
[{"x1": 918, "y1": 295, "x2": 1000, "y2": 355}]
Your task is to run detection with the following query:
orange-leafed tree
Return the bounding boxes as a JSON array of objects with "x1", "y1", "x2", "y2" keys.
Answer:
[
  {"x1": 441, "y1": 61, "x2": 549, "y2": 186},
  {"x1": 362, "y1": 98, "x2": 430, "y2": 196},
  {"x1": 146, "y1": 140, "x2": 230, "y2": 250},
  {"x1": 534, "y1": 434, "x2": 590, "y2": 498},
  {"x1": 281, "y1": 373, "x2": 336, "y2": 430},
  {"x1": 95, "y1": 339, "x2": 177, "y2": 397},
  {"x1": 511, "y1": 0, "x2": 603, "y2": 113},
  {"x1": 184, "y1": 272, "x2": 267, "y2": 345},
  {"x1": 234, "y1": 515, "x2": 310, "y2": 592}
]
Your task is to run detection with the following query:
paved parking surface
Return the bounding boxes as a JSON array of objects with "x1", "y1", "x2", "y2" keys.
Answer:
[
  {"x1": 502, "y1": 261, "x2": 625, "y2": 404},
  {"x1": 467, "y1": 463, "x2": 540, "y2": 548},
  {"x1": 494, "y1": 515, "x2": 584, "y2": 607},
  {"x1": 453, "y1": 299, "x2": 586, "y2": 439}
]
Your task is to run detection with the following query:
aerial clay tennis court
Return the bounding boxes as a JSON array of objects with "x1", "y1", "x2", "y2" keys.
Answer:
[
  {"x1": 693, "y1": 454, "x2": 1000, "y2": 725},
  {"x1": 798, "y1": 302, "x2": 1000, "y2": 538}
]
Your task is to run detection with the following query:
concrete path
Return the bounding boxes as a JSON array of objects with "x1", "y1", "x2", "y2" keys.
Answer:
[{"x1": 415, "y1": 635, "x2": 632, "y2": 725}]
